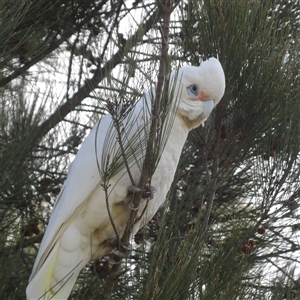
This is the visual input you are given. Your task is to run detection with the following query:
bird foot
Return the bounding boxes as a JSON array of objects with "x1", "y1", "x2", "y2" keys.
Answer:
[
  {"x1": 128, "y1": 184, "x2": 157, "y2": 200},
  {"x1": 111, "y1": 244, "x2": 132, "y2": 259},
  {"x1": 142, "y1": 185, "x2": 157, "y2": 200}
]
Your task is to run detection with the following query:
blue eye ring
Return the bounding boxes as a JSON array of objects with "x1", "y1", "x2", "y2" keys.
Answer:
[{"x1": 187, "y1": 84, "x2": 199, "y2": 97}]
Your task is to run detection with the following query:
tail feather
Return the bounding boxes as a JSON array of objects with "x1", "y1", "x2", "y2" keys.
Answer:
[{"x1": 26, "y1": 242, "x2": 86, "y2": 300}]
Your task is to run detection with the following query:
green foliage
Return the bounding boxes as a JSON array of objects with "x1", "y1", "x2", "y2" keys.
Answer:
[
  {"x1": 1, "y1": 0, "x2": 300, "y2": 299},
  {"x1": 0, "y1": 0, "x2": 103, "y2": 70}
]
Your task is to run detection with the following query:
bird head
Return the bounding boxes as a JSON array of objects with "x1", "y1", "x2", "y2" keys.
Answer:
[{"x1": 170, "y1": 57, "x2": 225, "y2": 127}]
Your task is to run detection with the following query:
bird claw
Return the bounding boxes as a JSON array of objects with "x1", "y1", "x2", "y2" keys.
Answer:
[
  {"x1": 112, "y1": 244, "x2": 132, "y2": 259},
  {"x1": 128, "y1": 185, "x2": 157, "y2": 200},
  {"x1": 128, "y1": 185, "x2": 143, "y2": 193},
  {"x1": 127, "y1": 204, "x2": 139, "y2": 211},
  {"x1": 109, "y1": 257, "x2": 122, "y2": 265},
  {"x1": 142, "y1": 186, "x2": 157, "y2": 200}
]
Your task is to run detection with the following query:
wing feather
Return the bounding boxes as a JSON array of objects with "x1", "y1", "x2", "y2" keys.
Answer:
[{"x1": 29, "y1": 94, "x2": 151, "y2": 279}]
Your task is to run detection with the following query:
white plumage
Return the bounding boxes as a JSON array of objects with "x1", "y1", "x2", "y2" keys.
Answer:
[{"x1": 26, "y1": 57, "x2": 225, "y2": 299}]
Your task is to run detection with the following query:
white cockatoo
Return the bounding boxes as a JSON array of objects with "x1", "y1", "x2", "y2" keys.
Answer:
[{"x1": 26, "y1": 57, "x2": 225, "y2": 299}]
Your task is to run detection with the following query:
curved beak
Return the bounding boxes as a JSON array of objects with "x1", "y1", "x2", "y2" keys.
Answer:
[{"x1": 198, "y1": 91, "x2": 206, "y2": 101}]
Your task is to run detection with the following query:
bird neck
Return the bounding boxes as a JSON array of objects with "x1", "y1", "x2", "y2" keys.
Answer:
[{"x1": 171, "y1": 113, "x2": 191, "y2": 137}]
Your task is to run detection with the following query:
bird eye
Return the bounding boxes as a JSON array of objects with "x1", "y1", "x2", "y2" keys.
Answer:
[{"x1": 187, "y1": 84, "x2": 199, "y2": 97}]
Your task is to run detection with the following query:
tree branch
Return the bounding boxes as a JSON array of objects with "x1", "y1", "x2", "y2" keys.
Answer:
[
  {"x1": 102, "y1": 1, "x2": 180, "y2": 298},
  {"x1": 30, "y1": 7, "x2": 160, "y2": 147},
  {"x1": 121, "y1": 0, "x2": 179, "y2": 247},
  {"x1": 0, "y1": 1, "x2": 109, "y2": 88}
]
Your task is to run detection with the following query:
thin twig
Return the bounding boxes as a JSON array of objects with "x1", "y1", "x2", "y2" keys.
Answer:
[
  {"x1": 66, "y1": 33, "x2": 80, "y2": 102},
  {"x1": 215, "y1": 209, "x2": 269, "y2": 268},
  {"x1": 102, "y1": 181, "x2": 121, "y2": 243},
  {"x1": 110, "y1": 114, "x2": 136, "y2": 186},
  {"x1": 99, "y1": 0, "x2": 124, "y2": 64},
  {"x1": 199, "y1": 102, "x2": 224, "y2": 238}
]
